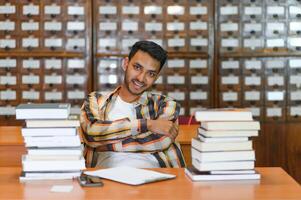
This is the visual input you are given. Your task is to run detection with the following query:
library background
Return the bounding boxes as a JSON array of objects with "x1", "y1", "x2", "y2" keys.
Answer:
[{"x1": 0, "y1": 0, "x2": 300, "y2": 183}]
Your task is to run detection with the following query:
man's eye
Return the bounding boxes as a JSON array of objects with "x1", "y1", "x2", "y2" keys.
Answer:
[
  {"x1": 148, "y1": 72, "x2": 156, "y2": 77},
  {"x1": 134, "y1": 65, "x2": 141, "y2": 70}
]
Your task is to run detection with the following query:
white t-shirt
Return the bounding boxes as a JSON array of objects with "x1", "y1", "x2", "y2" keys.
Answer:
[{"x1": 97, "y1": 95, "x2": 160, "y2": 168}]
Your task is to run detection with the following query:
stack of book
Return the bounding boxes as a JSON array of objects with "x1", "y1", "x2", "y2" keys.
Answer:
[
  {"x1": 16, "y1": 103, "x2": 85, "y2": 181},
  {"x1": 185, "y1": 108, "x2": 261, "y2": 181}
]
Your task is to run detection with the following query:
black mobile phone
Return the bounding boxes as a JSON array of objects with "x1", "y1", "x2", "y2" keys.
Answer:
[{"x1": 78, "y1": 173, "x2": 104, "y2": 187}]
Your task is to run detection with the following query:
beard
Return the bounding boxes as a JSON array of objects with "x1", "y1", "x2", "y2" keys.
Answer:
[{"x1": 124, "y1": 72, "x2": 150, "y2": 96}]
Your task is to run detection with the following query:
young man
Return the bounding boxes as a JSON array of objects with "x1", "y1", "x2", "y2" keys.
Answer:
[{"x1": 80, "y1": 41, "x2": 185, "y2": 168}]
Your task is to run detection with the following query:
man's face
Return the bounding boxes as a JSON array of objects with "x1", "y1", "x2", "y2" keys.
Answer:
[{"x1": 123, "y1": 50, "x2": 161, "y2": 96}]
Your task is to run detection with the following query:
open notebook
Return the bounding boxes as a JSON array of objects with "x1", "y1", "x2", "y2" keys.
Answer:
[{"x1": 84, "y1": 166, "x2": 176, "y2": 185}]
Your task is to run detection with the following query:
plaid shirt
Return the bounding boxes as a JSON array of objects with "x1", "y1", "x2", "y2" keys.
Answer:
[{"x1": 80, "y1": 86, "x2": 186, "y2": 168}]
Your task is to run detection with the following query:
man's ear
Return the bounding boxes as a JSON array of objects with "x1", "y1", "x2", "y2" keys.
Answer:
[{"x1": 122, "y1": 57, "x2": 129, "y2": 71}]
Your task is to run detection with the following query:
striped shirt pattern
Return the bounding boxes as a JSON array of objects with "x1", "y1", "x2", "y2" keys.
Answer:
[{"x1": 80, "y1": 86, "x2": 186, "y2": 168}]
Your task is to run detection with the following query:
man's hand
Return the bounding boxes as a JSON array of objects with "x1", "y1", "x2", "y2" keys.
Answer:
[{"x1": 147, "y1": 119, "x2": 179, "y2": 141}]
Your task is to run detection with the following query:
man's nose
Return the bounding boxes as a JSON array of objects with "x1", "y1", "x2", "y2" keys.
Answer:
[{"x1": 136, "y1": 72, "x2": 145, "y2": 82}]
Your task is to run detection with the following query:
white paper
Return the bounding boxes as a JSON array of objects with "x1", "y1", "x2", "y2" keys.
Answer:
[
  {"x1": 167, "y1": 6, "x2": 184, "y2": 15},
  {"x1": 168, "y1": 38, "x2": 185, "y2": 47},
  {"x1": 99, "y1": 22, "x2": 117, "y2": 31},
  {"x1": 244, "y1": 23, "x2": 262, "y2": 32},
  {"x1": 99, "y1": 74, "x2": 117, "y2": 84},
  {"x1": 221, "y1": 60, "x2": 239, "y2": 69},
  {"x1": 144, "y1": 6, "x2": 162, "y2": 15},
  {"x1": 167, "y1": 75, "x2": 185, "y2": 84},
  {"x1": 122, "y1": 21, "x2": 138, "y2": 31},
  {"x1": 221, "y1": 23, "x2": 238, "y2": 32},
  {"x1": 289, "y1": 59, "x2": 301, "y2": 68},
  {"x1": 248, "y1": 107, "x2": 260, "y2": 117},
  {"x1": 244, "y1": 7, "x2": 262, "y2": 15},
  {"x1": 44, "y1": 75, "x2": 62, "y2": 84},
  {"x1": 145, "y1": 22, "x2": 162, "y2": 31},
  {"x1": 190, "y1": 21, "x2": 207, "y2": 30},
  {"x1": 266, "y1": 39, "x2": 285, "y2": 47},
  {"x1": 191, "y1": 76, "x2": 208, "y2": 84},
  {"x1": 190, "y1": 91, "x2": 207, "y2": 100},
  {"x1": 45, "y1": 59, "x2": 62, "y2": 69},
  {"x1": 22, "y1": 38, "x2": 39, "y2": 48},
  {"x1": 190, "y1": 6, "x2": 207, "y2": 15},
  {"x1": 267, "y1": 6, "x2": 285, "y2": 15},
  {"x1": 0, "y1": 58, "x2": 16, "y2": 68},
  {"x1": 22, "y1": 75, "x2": 39, "y2": 84},
  {"x1": 68, "y1": 6, "x2": 84, "y2": 15},
  {"x1": 268, "y1": 76, "x2": 284, "y2": 86},
  {"x1": 155, "y1": 76, "x2": 163, "y2": 84},
  {"x1": 220, "y1": 6, "x2": 238, "y2": 15},
  {"x1": 22, "y1": 91, "x2": 39, "y2": 100},
  {"x1": 0, "y1": 39, "x2": 16, "y2": 48},
  {"x1": 84, "y1": 166, "x2": 175, "y2": 186},
  {"x1": 244, "y1": 39, "x2": 262, "y2": 49},
  {"x1": 67, "y1": 59, "x2": 85, "y2": 69},
  {"x1": 67, "y1": 22, "x2": 85, "y2": 31},
  {"x1": 67, "y1": 90, "x2": 85, "y2": 99},
  {"x1": 267, "y1": 23, "x2": 285, "y2": 31},
  {"x1": 98, "y1": 60, "x2": 117, "y2": 69},
  {"x1": 45, "y1": 91, "x2": 63, "y2": 100},
  {"x1": 190, "y1": 38, "x2": 208, "y2": 46},
  {"x1": 267, "y1": 91, "x2": 284, "y2": 101},
  {"x1": 290, "y1": 107, "x2": 301, "y2": 116},
  {"x1": 0, "y1": 4, "x2": 16, "y2": 14},
  {"x1": 190, "y1": 59, "x2": 207, "y2": 69},
  {"x1": 21, "y1": 22, "x2": 39, "y2": 31},
  {"x1": 267, "y1": 108, "x2": 282, "y2": 117},
  {"x1": 288, "y1": 38, "x2": 301, "y2": 47},
  {"x1": 290, "y1": 75, "x2": 301, "y2": 85},
  {"x1": 50, "y1": 185, "x2": 73, "y2": 193},
  {"x1": 0, "y1": 75, "x2": 16, "y2": 85},
  {"x1": 290, "y1": 91, "x2": 301, "y2": 101},
  {"x1": 222, "y1": 76, "x2": 239, "y2": 85},
  {"x1": 290, "y1": 22, "x2": 301, "y2": 31},
  {"x1": 44, "y1": 38, "x2": 62, "y2": 47},
  {"x1": 44, "y1": 21, "x2": 62, "y2": 31},
  {"x1": 66, "y1": 38, "x2": 85, "y2": 48},
  {"x1": 99, "y1": 38, "x2": 117, "y2": 48},
  {"x1": 148, "y1": 39, "x2": 163, "y2": 46},
  {"x1": 122, "y1": 6, "x2": 139, "y2": 14},
  {"x1": 289, "y1": 6, "x2": 301, "y2": 15},
  {"x1": 23, "y1": 59, "x2": 40, "y2": 69},
  {"x1": 0, "y1": 106, "x2": 15, "y2": 115},
  {"x1": 44, "y1": 5, "x2": 61, "y2": 15},
  {"x1": 221, "y1": 38, "x2": 239, "y2": 47},
  {"x1": 244, "y1": 76, "x2": 261, "y2": 85},
  {"x1": 168, "y1": 59, "x2": 184, "y2": 68},
  {"x1": 245, "y1": 60, "x2": 262, "y2": 70},
  {"x1": 99, "y1": 6, "x2": 117, "y2": 14},
  {"x1": 167, "y1": 92, "x2": 185, "y2": 101},
  {"x1": 266, "y1": 60, "x2": 285, "y2": 69},
  {"x1": 0, "y1": 90, "x2": 16, "y2": 100},
  {"x1": 0, "y1": 21, "x2": 15, "y2": 30},
  {"x1": 222, "y1": 92, "x2": 238, "y2": 101},
  {"x1": 167, "y1": 22, "x2": 184, "y2": 31},
  {"x1": 66, "y1": 75, "x2": 85, "y2": 84},
  {"x1": 245, "y1": 91, "x2": 260, "y2": 101},
  {"x1": 23, "y1": 4, "x2": 39, "y2": 15},
  {"x1": 122, "y1": 38, "x2": 139, "y2": 49}
]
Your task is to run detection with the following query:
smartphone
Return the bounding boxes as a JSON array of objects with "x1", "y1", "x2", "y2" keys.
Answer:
[{"x1": 78, "y1": 173, "x2": 104, "y2": 187}]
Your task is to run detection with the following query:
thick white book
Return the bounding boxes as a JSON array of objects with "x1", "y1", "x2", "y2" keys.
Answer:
[
  {"x1": 195, "y1": 108, "x2": 253, "y2": 122},
  {"x1": 192, "y1": 158, "x2": 255, "y2": 171},
  {"x1": 198, "y1": 134, "x2": 249, "y2": 142},
  {"x1": 26, "y1": 119, "x2": 80, "y2": 128},
  {"x1": 16, "y1": 103, "x2": 70, "y2": 119},
  {"x1": 27, "y1": 147, "x2": 83, "y2": 156},
  {"x1": 185, "y1": 166, "x2": 260, "y2": 181},
  {"x1": 191, "y1": 148, "x2": 255, "y2": 162},
  {"x1": 21, "y1": 127, "x2": 77, "y2": 137},
  {"x1": 198, "y1": 128, "x2": 259, "y2": 137},
  {"x1": 20, "y1": 171, "x2": 81, "y2": 182},
  {"x1": 84, "y1": 166, "x2": 176, "y2": 185},
  {"x1": 192, "y1": 138, "x2": 253, "y2": 152},
  {"x1": 201, "y1": 121, "x2": 260, "y2": 131},
  {"x1": 24, "y1": 136, "x2": 81, "y2": 148},
  {"x1": 25, "y1": 154, "x2": 82, "y2": 161},
  {"x1": 22, "y1": 155, "x2": 86, "y2": 172},
  {"x1": 210, "y1": 170, "x2": 256, "y2": 174}
]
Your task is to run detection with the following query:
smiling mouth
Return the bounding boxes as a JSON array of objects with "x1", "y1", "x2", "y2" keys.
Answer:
[{"x1": 132, "y1": 80, "x2": 145, "y2": 89}]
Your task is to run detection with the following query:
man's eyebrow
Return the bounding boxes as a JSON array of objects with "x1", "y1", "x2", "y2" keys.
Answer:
[{"x1": 134, "y1": 62, "x2": 143, "y2": 68}]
